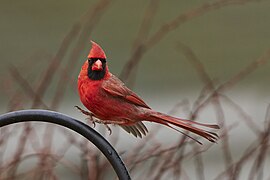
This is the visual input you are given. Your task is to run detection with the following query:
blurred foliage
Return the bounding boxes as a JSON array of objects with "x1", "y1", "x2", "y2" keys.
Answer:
[
  {"x1": 0, "y1": 1, "x2": 270, "y2": 179},
  {"x1": 1, "y1": 0, "x2": 270, "y2": 99}
]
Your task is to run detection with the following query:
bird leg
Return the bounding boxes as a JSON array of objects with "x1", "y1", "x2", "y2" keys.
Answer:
[
  {"x1": 75, "y1": 105, "x2": 111, "y2": 134},
  {"x1": 75, "y1": 105, "x2": 96, "y2": 126},
  {"x1": 75, "y1": 105, "x2": 93, "y2": 116},
  {"x1": 92, "y1": 119, "x2": 112, "y2": 135}
]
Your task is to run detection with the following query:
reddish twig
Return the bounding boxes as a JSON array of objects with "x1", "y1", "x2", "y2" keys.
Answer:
[
  {"x1": 119, "y1": 0, "x2": 159, "y2": 86},
  {"x1": 248, "y1": 104, "x2": 270, "y2": 180},
  {"x1": 176, "y1": 43, "x2": 232, "y2": 174},
  {"x1": 51, "y1": 0, "x2": 112, "y2": 109},
  {"x1": 31, "y1": 23, "x2": 81, "y2": 108},
  {"x1": 9, "y1": 65, "x2": 49, "y2": 109},
  {"x1": 220, "y1": 94, "x2": 261, "y2": 135},
  {"x1": 121, "y1": 0, "x2": 261, "y2": 83}
]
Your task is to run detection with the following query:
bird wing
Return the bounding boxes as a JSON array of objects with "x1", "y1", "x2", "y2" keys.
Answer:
[{"x1": 102, "y1": 75, "x2": 151, "y2": 109}]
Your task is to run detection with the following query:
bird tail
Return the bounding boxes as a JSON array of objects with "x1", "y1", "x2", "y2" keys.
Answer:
[{"x1": 146, "y1": 111, "x2": 220, "y2": 144}]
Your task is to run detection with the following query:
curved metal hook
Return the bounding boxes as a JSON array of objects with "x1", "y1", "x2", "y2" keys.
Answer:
[{"x1": 0, "y1": 109, "x2": 131, "y2": 180}]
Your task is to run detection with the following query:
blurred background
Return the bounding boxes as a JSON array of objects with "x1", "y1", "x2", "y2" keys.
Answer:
[{"x1": 1, "y1": 0, "x2": 270, "y2": 179}]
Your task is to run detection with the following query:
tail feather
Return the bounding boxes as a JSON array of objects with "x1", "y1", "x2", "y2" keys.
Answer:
[
  {"x1": 148, "y1": 112, "x2": 219, "y2": 144},
  {"x1": 120, "y1": 122, "x2": 148, "y2": 138},
  {"x1": 164, "y1": 123, "x2": 204, "y2": 145}
]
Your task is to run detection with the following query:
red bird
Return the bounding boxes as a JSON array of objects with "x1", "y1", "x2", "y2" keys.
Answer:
[{"x1": 77, "y1": 41, "x2": 219, "y2": 144}]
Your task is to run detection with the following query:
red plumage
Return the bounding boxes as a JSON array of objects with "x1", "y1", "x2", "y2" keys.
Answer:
[
  {"x1": 88, "y1": 40, "x2": 107, "y2": 59},
  {"x1": 77, "y1": 41, "x2": 219, "y2": 144}
]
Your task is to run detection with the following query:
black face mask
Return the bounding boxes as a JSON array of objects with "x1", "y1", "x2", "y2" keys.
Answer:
[{"x1": 87, "y1": 58, "x2": 107, "y2": 80}]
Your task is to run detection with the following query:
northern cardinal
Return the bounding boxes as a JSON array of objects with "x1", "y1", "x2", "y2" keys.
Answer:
[{"x1": 77, "y1": 41, "x2": 219, "y2": 144}]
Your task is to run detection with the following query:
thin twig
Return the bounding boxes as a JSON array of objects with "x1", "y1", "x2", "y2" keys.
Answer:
[
  {"x1": 120, "y1": 0, "x2": 261, "y2": 83},
  {"x1": 31, "y1": 23, "x2": 81, "y2": 108},
  {"x1": 193, "y1": 48, "x2": 270, "y2": 116},
  {"x1": 51, "y1": 0, "x2": 112, "y2": 109},
  {"x1": 119, "y1": 0, "x2": 159, "y2": 86},
  {"x1": 248, "y1": 104, "x2": 270, "y2": 180},
  {"x1": 176, "y1": 43, "x2": 232, "y2": 173},
  {"x1": 9, "y1": 65, "x2": 49, "y2": 109},
  {"x1": 220, "y1": 94, "x2": 261, "y2": 135}
]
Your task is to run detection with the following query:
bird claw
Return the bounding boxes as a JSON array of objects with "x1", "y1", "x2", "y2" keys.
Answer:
[
  {"x1": 75, "y1": 105, "x2": 112, "y2": 135},
  {"x1": 86, "y1": 117, "x2": 96, "y2": 127},
  {"x1": 92, "y1": 119, "x2": 112, "y2": 135},
  {"x1": 92, "y1": 121, "x2": 96, "y2": 128},
  {"x1": 104, "y1": 124, "x2": 112, "y2": 135},
  {"x1": 75, "y1": 105, "x2": 96, "y2": 126}
]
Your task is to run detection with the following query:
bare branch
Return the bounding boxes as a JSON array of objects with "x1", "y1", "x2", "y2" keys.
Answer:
[
  {"x1": 31, "y1": 23, "x2": 81, "y2": 108},
  {"x1": 121, "y1": 0, "x2": 261, "y2": 83},
  {"x1": 51, "y1": 0, "x2": 112, "y2": 109},
  {"x1": 9, "y1": 65, "x2": 49, "y2": 109}
]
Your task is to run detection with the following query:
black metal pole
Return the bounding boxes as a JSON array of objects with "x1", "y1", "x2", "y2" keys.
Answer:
[{"x1": 0, "y1": 109, "x2": 131, "y2": 180}]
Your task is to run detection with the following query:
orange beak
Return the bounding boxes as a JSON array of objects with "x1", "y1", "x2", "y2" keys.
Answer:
[{"x1": 92, "y1": 59, "x2": 103, "y2": 71}]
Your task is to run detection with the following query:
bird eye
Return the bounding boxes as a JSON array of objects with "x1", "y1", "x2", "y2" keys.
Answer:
[
  {"x1": 87, "y1": 58, "x2": 95, "y2": 66},
  {"x1": 87, "y1": 58, "x2": 106, "y2": 64}
]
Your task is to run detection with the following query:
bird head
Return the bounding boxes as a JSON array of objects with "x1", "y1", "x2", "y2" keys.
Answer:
[{"x1": 87, "y1": 41, "x2": 108, "y2": 80}]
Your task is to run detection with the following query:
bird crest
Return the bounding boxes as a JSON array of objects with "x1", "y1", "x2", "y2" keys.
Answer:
[{"x1": 88, "y1": 41, "x2": 107, "y2": 59}]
